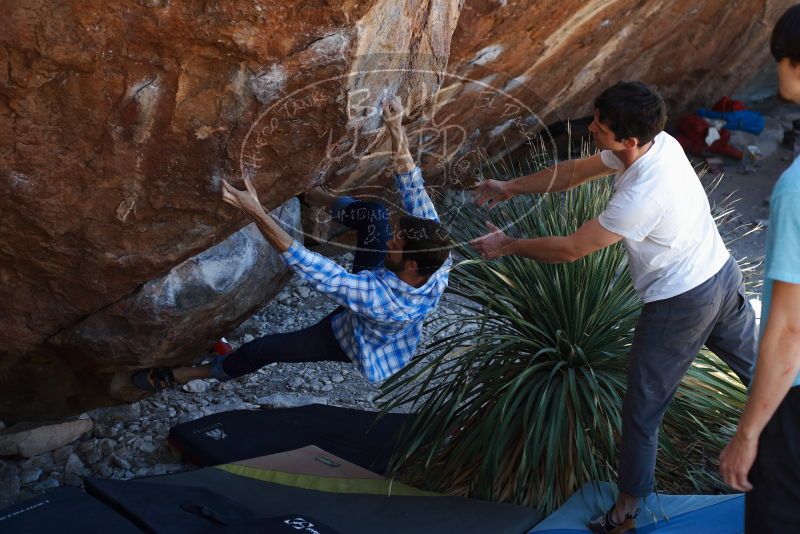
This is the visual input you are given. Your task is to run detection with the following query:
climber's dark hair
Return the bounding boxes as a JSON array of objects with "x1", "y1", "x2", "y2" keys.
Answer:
[
  {"x1": 397, "y1": 215, "x2": 450, "y2": 278},
  {"x1": 594, "y1": 81, "x2": 667, "y2": 147}
]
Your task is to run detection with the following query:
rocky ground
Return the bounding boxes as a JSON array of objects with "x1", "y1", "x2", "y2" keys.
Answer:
[{"x1": 1, "y1": 98, "x2": 797, "y2": 511}]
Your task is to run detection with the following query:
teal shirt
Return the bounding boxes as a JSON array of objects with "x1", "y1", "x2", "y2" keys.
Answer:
[{"x1": 761, "y1": 155, "x2": 800, "y2": 386}]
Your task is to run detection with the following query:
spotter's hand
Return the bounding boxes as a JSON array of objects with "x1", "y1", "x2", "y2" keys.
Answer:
[
  {"x1": 472, "y1": 179, "x2": 511, "y2": 209},
  {"x1": 469, "y1": 221, "x2": 515, "y2": 259}
]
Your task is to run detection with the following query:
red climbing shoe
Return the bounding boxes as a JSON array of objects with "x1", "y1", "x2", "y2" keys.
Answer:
[{"x1": 214, "y1": 338, "x2": 233, "y2": 356}]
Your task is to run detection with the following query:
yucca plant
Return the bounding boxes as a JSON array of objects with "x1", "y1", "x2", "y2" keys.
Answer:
[{"x1": 378, "y1": 145, "x2": 748, "y2": 515}]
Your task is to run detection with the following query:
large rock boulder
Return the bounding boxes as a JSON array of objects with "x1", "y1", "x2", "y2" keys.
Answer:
[
  {"x1": 51, "y1": 199, "x2": 303, "y2": 407},
  {"x1": 0, "y1": 1, "x2": 461, "y2": 420},
  {"x1": 1, "y1": 199, "x2": 301, "y2": 420},
  {"x1": 395, "y1": 0, "x2": 794, "y2": 187},
  {"x1": 0, "y1": 0, "x2": 790, "y2": 419}
]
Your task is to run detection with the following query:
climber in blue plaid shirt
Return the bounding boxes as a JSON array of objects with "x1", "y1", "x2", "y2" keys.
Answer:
[{"x1": 132, "y1": 96, "x2": 452, "y2": 392}]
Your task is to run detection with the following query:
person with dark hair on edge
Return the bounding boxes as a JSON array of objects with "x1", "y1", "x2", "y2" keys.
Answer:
[
  {"x1": 720, "y1": 4, "x2": 800, "y2": 531},
  {"x1": 471, "y1": 81, "x2": 758, "y2": 533},
  {"x1": 132, "y1": 96, "x2": 451, "y2": 392}
]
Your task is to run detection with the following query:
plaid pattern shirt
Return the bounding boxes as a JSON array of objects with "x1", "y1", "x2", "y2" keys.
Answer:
[{"x1": 281, "y1": 167, "x2": 451, "y2": 382}]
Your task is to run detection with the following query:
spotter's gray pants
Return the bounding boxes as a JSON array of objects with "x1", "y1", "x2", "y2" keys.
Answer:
[{"x1": 618, "y1": 255, "x2": 758, "y2": 497}]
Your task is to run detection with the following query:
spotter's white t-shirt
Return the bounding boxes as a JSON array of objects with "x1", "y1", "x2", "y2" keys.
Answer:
[{"x1": 598, "y1": 131, "x2": 729, "y2": 303}]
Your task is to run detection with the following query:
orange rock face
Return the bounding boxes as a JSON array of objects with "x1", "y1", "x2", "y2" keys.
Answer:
[
  {"x1": 0, "y1": 0, "x2": 461, "y2": 419},
  {"x1": 0, "y1": 0, "x2": 789, "y2": 419},
  {"x1": 400, "y1": 0, "x2": 792, "y2": 186}
]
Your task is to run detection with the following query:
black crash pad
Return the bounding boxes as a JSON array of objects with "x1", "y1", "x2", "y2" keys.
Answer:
[
  {"x1": 167, "y1": 404, "x2": 410, "y2": 473},
  {"x1": 85, "y1": 477, "x2": 343, "y2": 534},
  {"x1": 0, "y1": 487, "x2": 139, "y2": 534},
  {"x1": 135, "y1": 463, "x2": 542, "y2": 534}
]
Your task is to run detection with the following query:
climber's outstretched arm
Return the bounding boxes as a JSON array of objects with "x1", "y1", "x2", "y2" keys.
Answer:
[{"x1": 382, "y1": 97, "x2": 440, "y2": 223}]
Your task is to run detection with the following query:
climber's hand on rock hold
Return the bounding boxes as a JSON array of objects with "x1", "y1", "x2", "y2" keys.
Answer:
[
  {"x1": 221, "y1": 175, "x2": 294, "y2": 253},
  {"x1": 221, "y1": 175, "x2": 264, "y2": 220},
  {"x1": 382, "y1": 95, "x2": 415, "y2": 174},
  {"x1": 382, "y1": 96, "x2": 404, "y2": 130}
]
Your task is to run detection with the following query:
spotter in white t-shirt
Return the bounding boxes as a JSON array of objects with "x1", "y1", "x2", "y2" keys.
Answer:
[{"x1": 597, "y1": 131, "x2": 730, "y2": 303}]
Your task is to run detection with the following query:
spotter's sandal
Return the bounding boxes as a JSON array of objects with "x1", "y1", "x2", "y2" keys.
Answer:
[
  {"x1": 588, "y1": 505, "x2": 638, "y2": 534},
  {"x1": 132, "y1": 367, "x2": 178, "y2": 392}
]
